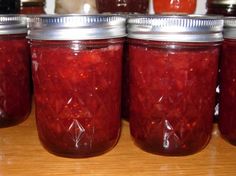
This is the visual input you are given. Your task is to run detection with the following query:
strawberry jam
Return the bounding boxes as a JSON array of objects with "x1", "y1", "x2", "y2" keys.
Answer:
[
  {"x1": 31, "y1": 40, "x2": 123, "y2": 157},
  {"x1": 127, "y1": 15, "x2": 223, "y2": 156},
  {"x1": 96, "y1": 0, "x2": 149, "y2": 13},
  {"x1": 28, "y1": 15, "x2": 125, "y2": 158},
  {"x1": 0, "y1": 16, "x2": 31, "y2": 128},
  {"x1": 219, "y1": 39, "x2": 236, "y2": 145},
  {"x1": 128, "y1": 40, "x2": 220, "y2": 155}
]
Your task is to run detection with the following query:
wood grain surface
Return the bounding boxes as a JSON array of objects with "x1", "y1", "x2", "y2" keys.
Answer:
[{"x1": 0, "y1": 106, "x2": 236, "y2": 176}]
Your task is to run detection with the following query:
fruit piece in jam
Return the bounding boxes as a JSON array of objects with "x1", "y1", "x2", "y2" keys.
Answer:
[
  {"x1": 219, "y1": 39, "x2": 236, "y2": 145},
  {"x1": 128, "y1": 39, "x2": 219, "y2": 155},
  {"x1": 31, "y1": 39, "x2": 123, "y2": 157},
  {"x1": 0, "y1": 34, "x2": 31, "y2": 127}
]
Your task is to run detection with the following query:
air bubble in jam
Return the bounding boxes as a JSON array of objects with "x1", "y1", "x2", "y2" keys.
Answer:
[
  {"x1": 31, "y1": 39, "x2": 123, "y2": 158},
  {"x1": 128, "y1": 39, "x2": 219, "y2": 155}
]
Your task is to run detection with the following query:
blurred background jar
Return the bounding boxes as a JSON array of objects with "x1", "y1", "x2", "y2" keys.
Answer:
[
  {"x1": 20, "y1": 0, "x2": 46, "y2": 14},
  {"x1": 55, "y1": 0, "x2": 97, "y2": 14},
  {"x1": 207, "y1": 0, "x2": 236, "y2": 16},
  {"x1": 219, "y1": 17, "x2": 236, "y2": 146},
  {"x1": 0, "y1": 15, "x2": 31, "y2": 128},
  {"x1": 96, "y1": 0, "x2": 149, "y2": 14},
  {"x1": 153, "y1": 0, "x2": 196, "y2": 14},
  {"x1": 0, "y1": 0, "x2": 20, "y2": 14}
]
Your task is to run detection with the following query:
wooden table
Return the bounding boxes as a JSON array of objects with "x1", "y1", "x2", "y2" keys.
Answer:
[{"x1": 0, "y1": 107, "x2": 236, "y2": 176}]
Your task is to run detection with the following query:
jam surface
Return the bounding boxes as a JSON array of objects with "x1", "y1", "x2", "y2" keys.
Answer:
[
  {"x1": 0, "y1": 35, "x2": 31, "y2": 127},
  {"x1": 219, "y1": 39, "x2": 236, "y2": 145},
  {"x1": 128, "y1": 39, "x2": 219, "y2": 155},
  {"x1": 153, "y1": 0, "x2": 196, "y2": 14},
  {"x1": 96, "y1": 0, "x2": 149, "y2": 13},
  {"x1": 31, "y1": 39, "x2": 123, "y2": 158}
]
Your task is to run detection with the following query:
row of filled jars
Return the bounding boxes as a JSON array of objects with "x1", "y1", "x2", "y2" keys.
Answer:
[
  {"x1": 0, "y1": 14, "x2": 236, "y2": 158},
  {"x1": 3, "y1": 0, "x2": 236, "y2": 16}
]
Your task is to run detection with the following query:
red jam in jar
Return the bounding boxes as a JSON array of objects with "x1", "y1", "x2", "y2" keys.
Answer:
[
  {"x1": 96, "y1": 0, "x2": 149, "y2": 13},
  {"x1": 28, "y1": 15, "x2": 126, "y2": 158},
  {"x1": 127, "y1": 16, "x2": 223, "y2": 156},
  {"x1": 20, "y1": 0, "x2": 45, "y2": 14},
  {"x1": 219, "y1": 18, "x2": 236, "y2": 145},
  {"x1": 153, "y1": 0, "x2": 196, "y2": 14},
  {"x1": 0, "y1": 16, "x2": 31, "y2": 128}
]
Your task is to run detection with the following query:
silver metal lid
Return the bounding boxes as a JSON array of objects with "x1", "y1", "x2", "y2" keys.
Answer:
[
  {"x1": 127, "y1": 15, "x2": 224, "y2": 42},
  {"x1": 207, "y1": 0, "x2": 236, "y2": 5},
  {"x1": 0, "y1": 15, "x2": 27, "y2": 35},
  {"x1": 223, "y1": 17, "x2": 236, "y2": 39},
  {"x1": 27, "y1": 14, "x2": 126, "y2": 40}
]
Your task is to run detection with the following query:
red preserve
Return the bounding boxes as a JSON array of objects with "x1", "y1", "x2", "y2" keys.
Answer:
[
  {"x1": 28, "y1": 15, "x2": 125, "y2": 158},
  {"x1": 0, "y1": 15, "x2": 31, "y2": 128},
  {"x1": 127, "y1": 16, "x2": 223, "y2": 155},
  {"x1": 20, "y1": 0, "x2": 46, "y2": 14},
  {"x1": 219, "y1": 18, "x2": 236, "y2": 145},
  {"x1": 96, "y1": 0, "x2": 149, "y2": 14}
]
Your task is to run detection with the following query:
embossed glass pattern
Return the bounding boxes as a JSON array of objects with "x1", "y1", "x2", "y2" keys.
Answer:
[{"x1": 31, "y1": 39, "x2": 123, "y2": 157}]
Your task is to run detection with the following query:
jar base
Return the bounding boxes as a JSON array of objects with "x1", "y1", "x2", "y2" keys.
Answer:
[
  {"x1": 0, "y1": 111, "x2": 31, "y2": 128},
  {"x1": 220, "y1": 134, "x2": 236, "y2": 146},
  {"x1": 133, "y1": 138, "x2": 211, "y2": 156},
  {"x1": 38, "y1": 138, "x2": 120, "y2": 158}
]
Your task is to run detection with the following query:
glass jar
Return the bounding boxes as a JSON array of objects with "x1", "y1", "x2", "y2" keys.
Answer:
[
  {"x1": 127, "y1": 15, "x2": 223, "y2": 156},
  {"x1": 55, "y1": 0, "x2": 97, "y2": 14},
  {"x1": 20, "y1": 0, "x2": 45, "y2": 14},
  {"x1": 0, "y1": 0, "x2": 20, "y2": 14},
  {"x1": 28, "y1": 15, "x2": 125, "y2": 158},
  {"x1": 207, "y1": 0, "x2": 236, "y2": 16},
  {"x1": 153, "y1": 0, "x2": 196, "y2": 14},
  {"x1": 219, "y1": 17, "x2": 236, "y2": 145},
  {"x1": 0, "y1": 15, "x2": 31, "y2": 128},
  {"x1": 96, "y1": 0, "x2": 149, "y2": 14}
]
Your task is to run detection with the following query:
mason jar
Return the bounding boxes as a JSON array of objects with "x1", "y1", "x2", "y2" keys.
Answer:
[
  {"x1": 207, "y1": 0, "x2": 236, "y2": 16},
  {"x1": 127, "y1": 15, "x2": 223, "y2": 155},
  {"x1": 96, "y1": 0, "x2": 149, "y2": 14},
  {"x1": 20, "y1": 0, "x2": 46, "y2": 14},
  {"x1": 28, "y1": 15, "x2": 126, "y2": 158},
  {"x1": 0, "y1": 15, "x2": 31, "y2": 128},
  {"x1": 153, "y1": 0, "x2": 196, "y2": 14},
  {"x1": 55, "y1": 0, "x2": 97, "y2": 14},
  {"x1": 219, "y1": 17, "x2": 236, "y2": 146},
  {"x1": 0, "y1": 0, "x2": 20, "y2": 14}
]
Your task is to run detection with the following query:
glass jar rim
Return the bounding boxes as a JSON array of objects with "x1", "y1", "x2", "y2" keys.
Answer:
[
  {"x1": 27, "y1": 14, "x2": 127, "y2": 40},
  {"x1": 224, "y1": 17, "x2": 236, "y2": 39},
  {"x1": 0, "y1": 15, "x2": 27, "y2": 35},
  {"x1": 127, "y1": 15, "x2": 224, "y2": 42}
]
